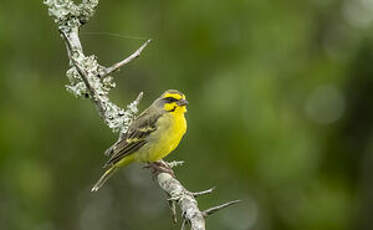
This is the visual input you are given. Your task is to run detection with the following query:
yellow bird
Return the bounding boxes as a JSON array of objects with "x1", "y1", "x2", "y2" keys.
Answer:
[{"x1": 91, "y1": 89, "x2": 188, "y2": 192}]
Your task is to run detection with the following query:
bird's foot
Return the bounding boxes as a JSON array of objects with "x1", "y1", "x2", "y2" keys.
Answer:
[{"x1": 144, "y1": 160, "x2": 175, "y2": 177}]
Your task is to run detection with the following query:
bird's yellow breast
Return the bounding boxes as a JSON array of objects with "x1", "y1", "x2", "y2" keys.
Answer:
[{"x1": 135, "y1": 108, "x2": 187, "y2": 162}]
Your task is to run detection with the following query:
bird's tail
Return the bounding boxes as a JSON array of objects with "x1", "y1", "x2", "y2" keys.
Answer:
[{"x1": 91, "y1": 166, "x2": 118, "y2": 192}]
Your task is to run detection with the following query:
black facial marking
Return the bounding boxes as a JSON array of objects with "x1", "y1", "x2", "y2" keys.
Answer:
[
  {"x1": 163, "y1": 97, "x2": 179, "y2": 103},
  {"x1": 168, "y1": 106, "x2": 177, "y2": 112}
]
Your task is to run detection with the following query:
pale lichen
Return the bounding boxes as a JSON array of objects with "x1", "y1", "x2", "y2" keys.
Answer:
[
  {"x1": 44, "y1": 0, "x2": 98, "y2": 26},
  {"x1": 44, "y1": 0, "x2": 140, "y2": 133}
]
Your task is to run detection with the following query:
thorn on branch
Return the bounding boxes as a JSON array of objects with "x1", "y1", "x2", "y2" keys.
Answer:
[
  {"x1": 192, "y1": 187, "x2": 216, "y2": 197},
  {"x1": 131, "y1": 91, "x2": 144, "y2": 110},
  {"x1": 202, "y1": 200, "x2": 242, "y2": 217},
  {"x1": 125, "y1": 91, "x2": 144, "y2": 116},
  {"x1": 135, "y1": 91, "x2": 144, "y2": 104},
  {"x1": 168, "y1": 199, "x2": 178, "y2": 224},
  {"x1": 168, "y1": 160, "x2": 184, "y2": 168},
  {"x1": 102, "y1": 39, "x2": 152, "y2": 77},
  {"x1": 180, "y1": 219, "x2": 188, "y2": 230}
]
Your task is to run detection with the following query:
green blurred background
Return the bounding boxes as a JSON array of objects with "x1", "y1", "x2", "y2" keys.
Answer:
[{"x1": 1, "y1": 0, "x2": 373, "y2": 229}]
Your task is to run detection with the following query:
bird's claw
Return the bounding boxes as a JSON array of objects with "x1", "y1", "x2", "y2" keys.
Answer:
[{"x1": 144, "y1": 161, "x2": 175, "y2": 177}]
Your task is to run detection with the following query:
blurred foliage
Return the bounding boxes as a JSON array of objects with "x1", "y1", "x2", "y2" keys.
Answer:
[{"x1": 1, "y1": 0, "x2": 373, "y2": 230}]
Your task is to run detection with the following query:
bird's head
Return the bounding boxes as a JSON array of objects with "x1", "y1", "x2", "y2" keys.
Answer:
[{"x1": 154, "y1": 89, "x2": 188, "y2": 113}]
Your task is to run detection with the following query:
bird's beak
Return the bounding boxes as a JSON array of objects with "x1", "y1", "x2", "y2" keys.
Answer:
[{"x1": 177, "y1": 99, "x2": 189, "y2": 106}]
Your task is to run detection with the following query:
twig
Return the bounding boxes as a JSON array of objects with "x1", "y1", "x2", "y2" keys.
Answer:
[
  {"x1": 102, "y1": 39, "x2": 152, "y2": 77},
  {"x1": 60, "y1": 30, "x2": 96, "y2": 99},
  {"x1": 202, "y1": 200, "x2": 242, "y2": 217},
  {"x1": 181, "y1": 219, "x2": 187, "y2": 230},
  {"x1": 168, "y1": 160, "x2": 184, "y2": 168},
  {"x1": 168, "y1": 198, "x2": 178, "y2": 224},
  {"x1": 192, "y1": 187, "x2": 216, "y2": 197}
]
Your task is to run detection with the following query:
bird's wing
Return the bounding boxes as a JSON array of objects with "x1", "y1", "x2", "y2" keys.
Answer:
[{"x1": 103, "y1": 108, "x2": 162, "y2": 168}]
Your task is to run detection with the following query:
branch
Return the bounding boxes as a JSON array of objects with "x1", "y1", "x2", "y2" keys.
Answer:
[
  {"x1": 168, "y1": 198, "x2": 178, "y2": 224},
  {"x1": 102, "y1": 39, "x2": 152, "y2": 77},
  {"x1": 192, "y1": 187, "x2": 215, "y2": 197},
  {"x1": 202, "y1": 200, "x2": 242, "y2": 217},
  {"x1": 157, "y1": 172, "x2": 206, "y2": 230},
  {"x1": 44, "y1": 0, "x2": 147, "y2": 133},
  {"x1": 44, "y1": 1, "x2": 240, "y2": 229},
  {"x1": 149, "y1": 161, "x2": 241, "y2": 230}
]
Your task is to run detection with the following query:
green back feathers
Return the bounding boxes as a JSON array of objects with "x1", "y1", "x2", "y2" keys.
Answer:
[{"x1": 103, "y1": 107, "x2": 162, "y2": 168}]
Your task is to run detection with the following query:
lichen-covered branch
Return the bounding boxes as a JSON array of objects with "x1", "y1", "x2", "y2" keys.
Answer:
[
  {"x1": 157, "y1": 172, "x2": 206, "y2": 230},
  {"x1": 44, "y1": 0, "x2": 146, "y2": 133},
  {"x1": 150, "y1": 161, "x2": 241, "y2": 230},
  {"x1": 44, "y1": 1, "x2": 240, "y2": 229}
]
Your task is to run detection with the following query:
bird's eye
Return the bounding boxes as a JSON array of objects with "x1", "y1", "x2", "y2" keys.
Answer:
[{"x1": 163, "y1": 97, "x2": 178, "y2": 103}]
